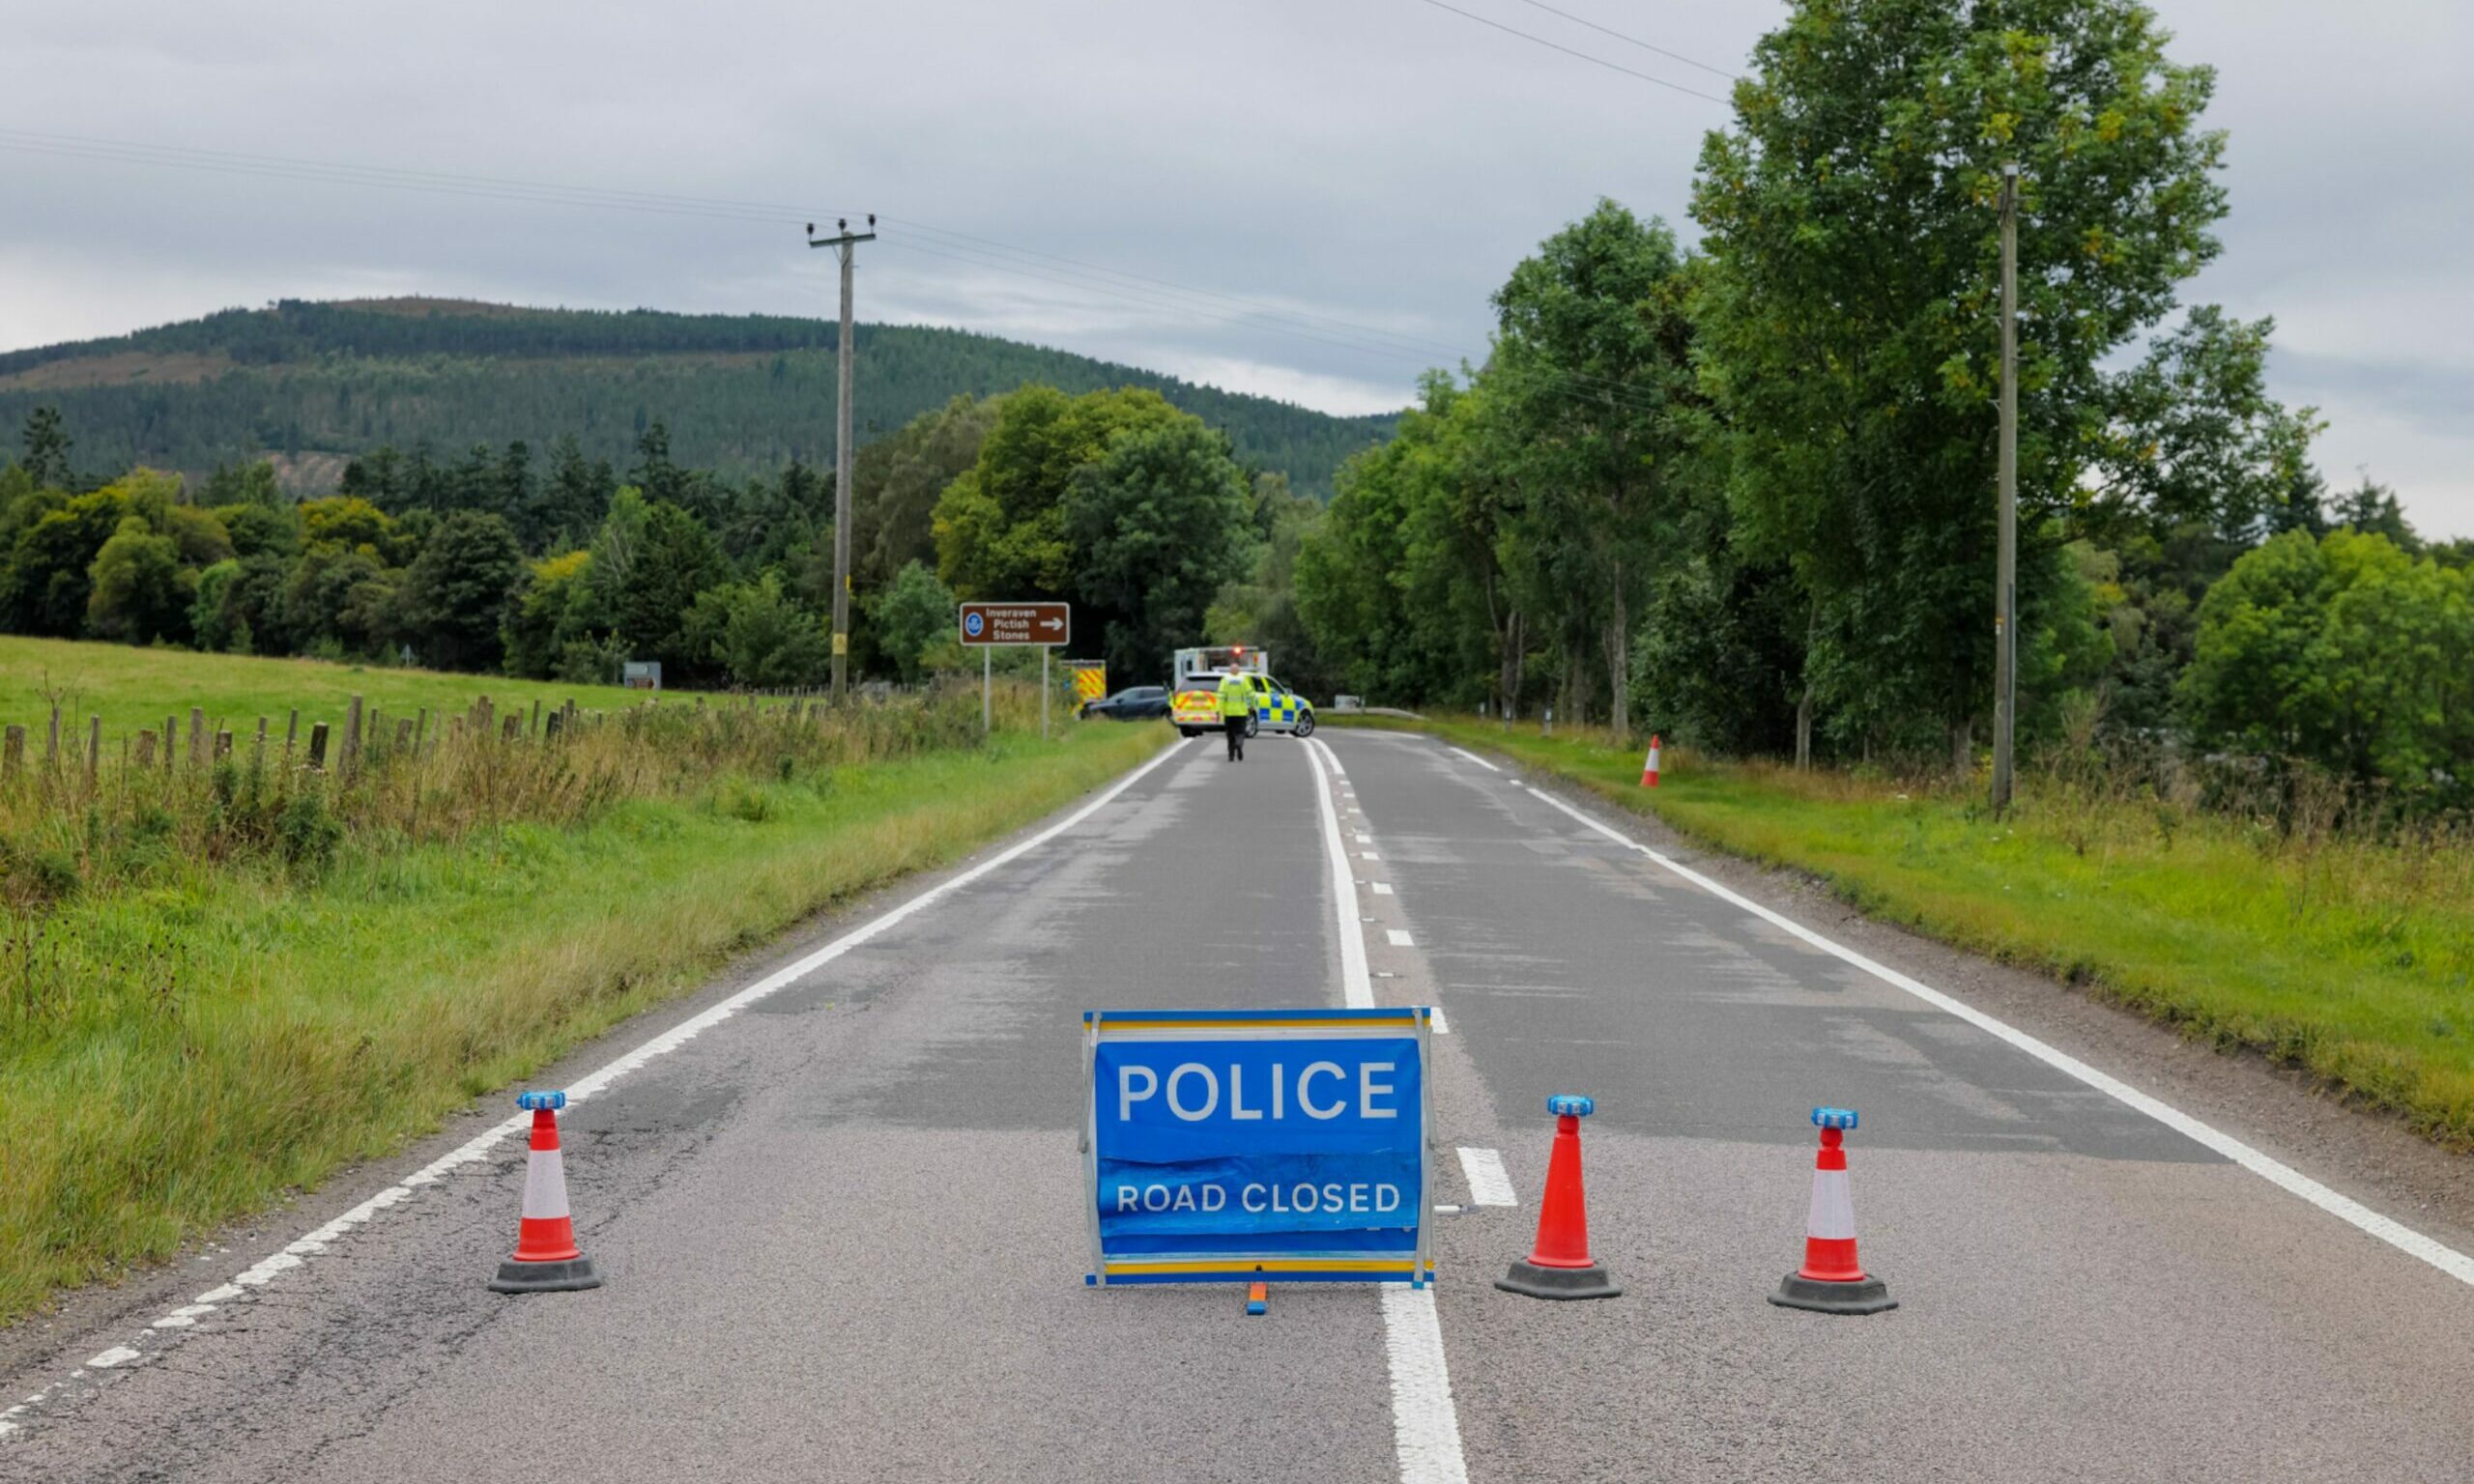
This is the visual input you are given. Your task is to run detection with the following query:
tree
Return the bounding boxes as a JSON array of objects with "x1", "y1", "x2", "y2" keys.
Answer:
[
  {"x1": 1207, "y1": 471, "x2": 1332, "y2": 698},
  {"x1": 608, "y1": 501, "x2": 726, "y2": 678},
  {"x1": 397, "y1": 510, "x2": 526, "y2": 671},
  {"x1": 86, "y1": 516, "x2": 188, "y2": 643},
  {"x1": 1486, "y1": 202, "x2": 1700, "y2": 740},
  {"x1": 1061, "y1": 415, "x2": 1253, "y2": 678},
  {"x1": 933, "y1": 385, "x2": 1181, "y2": 602},
  {"x1": 853, "y1": 394, "x2": 1004, "y2": 592},
  {"x1": 685, "y1": 572, "x2": 832, "y2": 688},
  {"x1": 1695, "y1": 0, "x2": 2229, "y2": 765},
  {"x1": 872, "y1": 559, "x2": 958, "y2": 684},
  {"x1": 503, "y1": 550, "x2": 592, "y2": 679},
  {"x1": 2181, "y1": 528, "x2": 2472, "y2": 807},
  {"x1": 19, "y1": 407, "x2": 72, "y2": 490}
]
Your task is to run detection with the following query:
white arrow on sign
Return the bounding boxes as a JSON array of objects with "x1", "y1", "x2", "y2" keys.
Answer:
[{"x1": 1040, "y1": 617, "x2": 1063, "y2": 632}]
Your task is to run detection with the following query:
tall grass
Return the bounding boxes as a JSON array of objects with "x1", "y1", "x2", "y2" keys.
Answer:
[
  {"x1": 1351, "y1": 714, "x2": 2474, "y2": 1146},
  {"x1": 0, "y1": 677, "x2": 1165, "y2": 1323}
]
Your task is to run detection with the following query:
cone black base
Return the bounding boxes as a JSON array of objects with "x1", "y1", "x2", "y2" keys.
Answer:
[
  {"x1": 1769, "y1": 1271, "x2": 1895, "y2": 1314},
  {"x1": 489, "y1": 1257, "x2": 602, "y2": 1294},
  {"x1": 1496, "y1": 1259, "x2": 1622, "y2": 1300}
]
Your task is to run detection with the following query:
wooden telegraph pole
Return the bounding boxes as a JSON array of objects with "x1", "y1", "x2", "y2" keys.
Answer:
[
  {"x1": 808, "y1": 215, "x2": 877, "y2": 700},
  {"x1": 1992, "y1": 163, "x2": 2021, "y2": 815}
]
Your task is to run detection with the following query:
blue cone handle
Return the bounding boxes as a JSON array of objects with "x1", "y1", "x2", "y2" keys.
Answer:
[
  {"x1": 1546, "y1": 1095, "x2": 1596, "y2": 1118},
  {"x1": 517, "y1": 1090, "x2": 567, "y2": 1111},
  {"x1": 1810, "y1": 1106, "x2": 1856, "y2": 1129}
]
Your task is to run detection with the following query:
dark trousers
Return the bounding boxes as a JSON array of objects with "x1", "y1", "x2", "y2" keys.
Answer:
[{"x1": 1223, "y1": 714, "x2": 1247, "y2": 759}]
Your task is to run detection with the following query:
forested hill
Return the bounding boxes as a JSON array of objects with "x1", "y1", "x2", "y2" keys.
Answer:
[{"x1": 0, "y1": 298, "x2": 1396, "y2": 497}]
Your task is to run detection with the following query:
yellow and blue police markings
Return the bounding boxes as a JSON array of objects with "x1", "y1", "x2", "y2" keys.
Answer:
[
  {"x1": 1082, "y1": 1007, "x2": 1434, "y2": 1287},
  {"x1": 1250, "y1": 677, "x2": 1315, "y2": 735}
]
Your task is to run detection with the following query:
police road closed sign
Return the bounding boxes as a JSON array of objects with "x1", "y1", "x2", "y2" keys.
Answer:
[
  {"x1": 959, "y1": 601, "x2": 1070, "y2": 646},
  {"x1": 1082, "y1": 1007, "x2": 1432, "y2": 1287}
]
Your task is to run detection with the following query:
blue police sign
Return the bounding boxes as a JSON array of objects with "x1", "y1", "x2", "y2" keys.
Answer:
[{"x1": 1082, "y1": 1007, "x2": 1433, "y2": 1287}]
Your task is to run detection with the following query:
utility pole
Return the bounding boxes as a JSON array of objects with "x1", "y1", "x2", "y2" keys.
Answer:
[
  {"x1": 1991, "y1": 164, "x2": 2020, "y2": 814},
  {"x1": 808, "y1": 215, "x2": 877, "y2": 699}
]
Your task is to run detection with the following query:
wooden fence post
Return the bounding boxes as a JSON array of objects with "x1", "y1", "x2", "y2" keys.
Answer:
[
  {"x1": 162, "y1": 717, "x2": 176, "y2": 773},
  {"x1": 544, "y1": 709, "x2": 563, "y2": 741},
  {"x1": 307, "y1": 722, "x2": 331, "y2": 771},
  {"x1": 284, "y1": 708, "x2": 300, "y2": 760},
  {"x1": 3, "y1": 726, "x2": 22, "y2": 777},
  {"x1": 341, "y1": 695, "x2": 363, "y2": 777},
  {"x1": 46, "y1": 706, "x2": 60, "y2": 767},
  {"x1": 502, "y1": 714, "x2": 521, "y2": 742},
  {"x1": 531, "y1": 699, "x2": 542, "y2": 737},
  {"x1": 135, "y1": 730, "x2": 157, "y2": 769},
  {"x1": 215, "y1": 729, "x2": 232, "y2": 759},
  {"x1": 188, "y1": 708, "x2": 205, "y2": 769},
  {"x1": 254, "y1": 717, "x2": 269, "y2": 765},
  {"x1": 86, "y1": 715, "x2": 101, "y2": 788},
  {"x1": 395, "y1": 719, "x2": 414, "y2": 751},
  {"x1": 415, "y1": 707, "x2": 429, "y2": 755}
]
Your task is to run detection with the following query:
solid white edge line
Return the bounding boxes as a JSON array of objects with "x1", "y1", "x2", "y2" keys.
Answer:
[
  {"x1": 1307, "y1": 736, "x2": 1470, "y2": 1484},
  {"x1": 12, "y1": 733, "x2": 1199, "y2": 1435},
  {"x1": 1523, "y1": 783, "x2": 2474, "y2": 1290},
  {"x1": 1454, "y1": 1148, "x2": 1517, "y2": 1207},
  {"x1": 1445, "y1": 747, "x2": 1501, "y2": 773}
]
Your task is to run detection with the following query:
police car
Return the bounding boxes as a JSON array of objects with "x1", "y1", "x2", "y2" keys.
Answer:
[{"x1": 1167, "y1": 646, "x2": 1317, "y2": 740}]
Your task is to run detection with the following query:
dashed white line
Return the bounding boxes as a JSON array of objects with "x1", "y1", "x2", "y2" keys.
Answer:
[
  {"x1": 83, "y1": 1349, "x2": 141, "y2": 1370},
  {"x1": 1355, "y1": 832, "x2": 1373, "y2": 843},
  {"x1": 1455, "y1": 1148, "x2": 1517, "y2": 1207},
  {"x1": 1445, "y1": 747, "x2": 1501, "y2": 773},
  {"x1": 1308, "y1": 736, "x2": 1470, "y2": 1484},
  {"x1": 1429, "y1": 1006, "x2": 1451, "y2": 1035},
  {"x1": 1387, "y1": 929, "x2": 1415, "y2": 948},
  {"x1": 1372, "y1": 882, "x2": 1395, "y2": 896},
  {"x1": 1523, "y1": 784, "x2": 2474, "y2": 1292}
]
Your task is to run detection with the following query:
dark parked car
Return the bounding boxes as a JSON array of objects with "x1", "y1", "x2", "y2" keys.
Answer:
[{"x1": 1081, "y1": 685, "x2": 1170, "y2": 721}]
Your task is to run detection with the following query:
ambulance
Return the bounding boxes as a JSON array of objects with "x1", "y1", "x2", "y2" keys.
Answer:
[{"x1": 1167, "y1": 645, "x2": 1317, "y2": 740}]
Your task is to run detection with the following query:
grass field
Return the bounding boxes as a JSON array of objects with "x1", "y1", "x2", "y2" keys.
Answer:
[
  {"x1": 1342, "y1": 715, "x2": 2474, "y2": 1148},
  {"x1": 0, "y1": 633, "x2": 688, "y2": 740},
  {"x1": 0, "y1": 638, "x2": 1171, "y2": 1323}
]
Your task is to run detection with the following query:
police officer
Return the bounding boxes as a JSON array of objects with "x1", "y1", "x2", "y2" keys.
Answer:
[{"x1": 1215, "y1": 668, "x2": 1254, "y2": 761}]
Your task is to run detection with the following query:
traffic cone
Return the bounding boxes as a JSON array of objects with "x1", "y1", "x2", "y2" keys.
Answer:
[
  {"x1": 1640, "y1": 734, "x2": 1661, "y2": 787},
  {"x1": 1769, "y1": 1107, "x2": 1894, "y2": 1314},
  {"x1": 488, "y1": 1090, "x2": 602, "y2": 1294},
  {"x1": 1496, "y1": 1095, "x2": 1622, "y2": 1300}
]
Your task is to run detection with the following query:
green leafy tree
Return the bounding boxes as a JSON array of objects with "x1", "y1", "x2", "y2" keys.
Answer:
[
  {"x1": 1207, "y1": 471, "x2": 1332, "y2": 698},
  {"x1": 853, "y1": 394, "x2": 1005, "y2": 592},
  {"x1": 85, "y1": 516, "x2": 189, "y2": 643},
  {"x1": 1061, "y1": 415, "x2": 1253, "y2": 678},
  {"x1": 685, "y1": 572, "x2": 833, "y2": 688},
  {"x1": 933, "y1": 385, "x2": 1181, "y2": 602},
  {"x1": 2181, "y1": 528, "x2": 2472, "y2": 805},
  {"x1": 1487, "y1": 201, "x2": 1699, "y2": 739},
  {"x1": 503, "y1": 550, "x2": 592, "y2": 679},
  {"x1": 872, "y1": 559, "x2": 958, "y2": 684},
  {"x1": 608, "y1": 501, "x2": 726, "y2": 678},
  {"x1": 1694, "y1": 0, "x2": 2229, "y2": 765},
  {"x1": 396, "y1": 510, "x2": 525, "y2": 671}
]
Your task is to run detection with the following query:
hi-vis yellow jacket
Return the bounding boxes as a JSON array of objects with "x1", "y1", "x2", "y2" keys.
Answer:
[{"x1": 1216, "y1": 671, "x2": 1256, "y2": 718}]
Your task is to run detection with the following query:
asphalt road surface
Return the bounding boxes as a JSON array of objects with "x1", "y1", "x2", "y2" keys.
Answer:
[{"x1": 9, "y1": 730, "x2": 2474, "y2": 1482}]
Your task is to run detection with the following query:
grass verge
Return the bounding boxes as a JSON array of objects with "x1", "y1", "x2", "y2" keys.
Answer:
[
  {"x1": 0, "y1": 713, "x2": 1169, "y2": 1324},
  {"x1": 1338, "y1": 715, "x2": 2474, "y2": 1147}
]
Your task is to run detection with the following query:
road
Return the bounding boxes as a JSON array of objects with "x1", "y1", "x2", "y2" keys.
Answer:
[{"x1": 8, "y1": 729, "x2": 2474, "y2": 1481}]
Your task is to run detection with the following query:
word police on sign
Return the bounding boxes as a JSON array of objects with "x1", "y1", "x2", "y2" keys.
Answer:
[
  {"x1": 958, "y1": 602, "x2": 1070, "y2": 646},
  {"x1": 1082, "y1": 1007, "x2": 1433, "y2": 1287}
]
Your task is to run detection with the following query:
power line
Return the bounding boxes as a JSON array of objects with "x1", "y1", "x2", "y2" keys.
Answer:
[
  {"x1": 1508, "y1": 0, "x2": 1739, "y2": 80},
  {"x1": 1403, "y1": 0, "x2": 1733, "y2": 104}
]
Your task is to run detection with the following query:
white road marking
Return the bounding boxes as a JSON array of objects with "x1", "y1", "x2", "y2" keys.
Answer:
[
  {"x1": 1455, "y1": 1148, "x2": 1517, "y2": 1207},
  {"x1": 1387, "y1": 929, "x2": 1416, "y2": 948},
  {"x1": 1430, "y1": 1006, "x2": 1451, "y2": 1034},
  {"x1": 14, "y1": 736, "x2": 1201, "y2": 1435},
  {"x1": 1380, "y1": 1286, "x2": 1471, "y2": 1484},
  {"x1": 1372, "y1": 882, "x2": 1395, "y2": 896},
  {"x1": 1523, "y1": 784, "x2": 2474, "y2": 1291},
  {"x1": 1308, "y1": 736, "x2": 1470, "y2": 1484},
  {"x1": 1355, "y1": 831, "x2": 1373, "y2": 843},
  {"x1": 1361, "y1": 850, "x2": 1381, "y2": 861},
  {"x1": 1445, "y1": 747, "x2": 1501, "y2": 773}
]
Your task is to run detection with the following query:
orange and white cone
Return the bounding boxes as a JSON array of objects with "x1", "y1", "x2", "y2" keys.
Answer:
[
  {"x1": 489, "y1": 1090, "x2": 602, "y2": 1294},
  {"x1": 1640, "y1": 734, "x2": 1661, "y2": 787},
  {"x1": 1769, "y1": 1106, "x2": 1894, "y2": 1314}
]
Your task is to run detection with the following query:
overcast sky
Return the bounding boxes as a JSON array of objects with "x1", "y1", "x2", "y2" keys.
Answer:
[{"x1": 3, "y1": 0, "x2": 2466, "y2": 534}]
